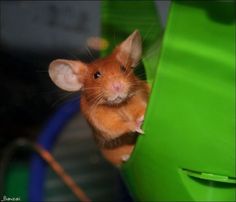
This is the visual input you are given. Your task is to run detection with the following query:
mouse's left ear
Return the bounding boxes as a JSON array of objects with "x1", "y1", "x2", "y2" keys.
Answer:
[
  {"x1": 116, "y1": 29, "x2": 142, "y2": 67},
  {"x1": 49, "y1": 59, "x2": 87, "y2": 91}
]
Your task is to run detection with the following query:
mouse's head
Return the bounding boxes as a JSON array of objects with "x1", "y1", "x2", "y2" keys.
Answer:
[{"x1": 49, "y1": 30, "x2": 142, "y2": 105}]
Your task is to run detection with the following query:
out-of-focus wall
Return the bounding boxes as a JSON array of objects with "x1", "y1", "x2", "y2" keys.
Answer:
[
  {"x1": 0, "y1": 1, "x2": 170, "y2": 53},
  {"x1": 0, "y1": 1, "x2": 100, "y2": 53}
]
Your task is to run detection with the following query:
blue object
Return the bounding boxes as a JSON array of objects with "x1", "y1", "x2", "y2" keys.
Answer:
[{"x1": 28, "y1": 96, "x2": 80, "y2": 202}]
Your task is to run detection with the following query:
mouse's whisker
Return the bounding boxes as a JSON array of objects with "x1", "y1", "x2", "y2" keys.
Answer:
[
  {"x1": 125, "y1": 69, "x2": 135, "y2": 78},
  {"x1": 85, "y1": 90, "x2": 102, "y2": 100},
  {"x1": 89, "y1": 92, "x2": 104, "y2": 113},
  {"x1": 86, "y1": 91, "x2": 104, "y2": 106},
  {"x1": 134, "y1": 71, "x2": 148, "y2": 78},
  {"x1": 50, "y1": 92, "x2": 76, "y2": 108},
  {"x1": 142, "y1": 21, "x2": 158, "y2": 45},
  {"x1": 141, "y1": 32, "x2": 163, "y2": 62},
  {"x1": 83, "y1": 86, "x2": 101, "y2": 90},
  {"x1": 85, "y1": 46, "x2": 100, "y2": 63}
]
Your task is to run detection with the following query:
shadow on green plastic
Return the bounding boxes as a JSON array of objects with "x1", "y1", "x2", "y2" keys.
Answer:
[
  {"x1": 182, "y1": 168, "x2": 236, "y2": 184},
  {"x1": 179, "y1": 168, "x2": 236, "y2": 201},
  {"x1": 134, "y1": 62, "x2": 147, "y2": 81},
  {"x1": 174, "y1": 0, "x2": 235, "y2": 24}
]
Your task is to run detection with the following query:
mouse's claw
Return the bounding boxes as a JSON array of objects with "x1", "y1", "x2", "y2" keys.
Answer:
[
  {"x1": 121, "y1": 154, "x2": 130, "y2": 162},
  {"x1": 135, "y1": 115, "x2": 145, "y2": 134},
  {"x1": 135, "y1": 127, "x2": 144, "y2": 134},
  {"x1": 137, "y1": 115, "x2": 144, "y2": 123}
]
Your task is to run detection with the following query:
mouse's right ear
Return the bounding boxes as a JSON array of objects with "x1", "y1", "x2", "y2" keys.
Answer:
[{"x1": 49, "y1": 59, "x2": 87, "y2": 91}]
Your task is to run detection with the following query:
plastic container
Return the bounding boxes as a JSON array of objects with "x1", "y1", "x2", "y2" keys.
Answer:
[{"x1": 121, "y1": 1, "x2": 235, "y2": 201}]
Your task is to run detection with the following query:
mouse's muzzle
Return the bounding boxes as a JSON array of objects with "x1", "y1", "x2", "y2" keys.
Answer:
[{"x1": 105, "y1": 80, "x2": 129, "y2": 105}]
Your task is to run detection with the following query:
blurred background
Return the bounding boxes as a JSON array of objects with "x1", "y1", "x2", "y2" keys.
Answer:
[
  {"x1": 0, "y1": 0, "x2": 170, "y2": 148},
  {"x1": 0, "y1": 1, "x2": 170, "y2": 201}
]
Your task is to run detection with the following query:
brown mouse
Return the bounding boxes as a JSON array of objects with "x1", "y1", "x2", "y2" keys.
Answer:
[{"x1": 48, "y1": 30, "x2": 150, "y2": 166}]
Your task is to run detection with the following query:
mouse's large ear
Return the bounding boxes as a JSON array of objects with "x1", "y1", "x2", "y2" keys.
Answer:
[
  {"x1": 49, "y1": 59, "x2": 87, "y2": 91},
  {"x1": 116, "y1": 30, "x2": 142, "y2": 67}
]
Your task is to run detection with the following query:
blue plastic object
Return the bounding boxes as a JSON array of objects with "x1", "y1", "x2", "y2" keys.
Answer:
[{"x1": 28, "y1": 97, "x2": 80, "y2": 202}]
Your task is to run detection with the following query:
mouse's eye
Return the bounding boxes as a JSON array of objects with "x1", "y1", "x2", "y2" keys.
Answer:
[
  {"x1": 120, "y1": 65, "x2": 126, "y2": 72},
  {"x1": 94, "y1": 71, "x2": 101, "y2": 79}
]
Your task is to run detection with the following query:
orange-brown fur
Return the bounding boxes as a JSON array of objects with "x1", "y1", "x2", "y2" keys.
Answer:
[
  {"x1": 49, "y1": 30, "x2": 150, "y2": 166},
  {"x1": 79, "y1": 52, "x2": 149, "y2": 165},
  {"x1": 80, "y1": 53, "x2": 149, "y2": 140},
  {"x1": 101, "y1": 145, "x2": 135, "y2": 166}
]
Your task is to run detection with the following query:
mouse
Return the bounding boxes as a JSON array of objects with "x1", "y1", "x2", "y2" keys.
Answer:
[{"x1": 48, "y1": 30, "x2": 150, "y2": 166}]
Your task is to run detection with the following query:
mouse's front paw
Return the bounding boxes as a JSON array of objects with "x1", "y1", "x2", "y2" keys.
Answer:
[
  {"x1": 135, "y1": 115, "x2": 144, "y2": 134},
  {"x1": 121, "y1": 154, "x2": 130, "y2": 162},
  {"x1": 135, "y1": 127, "x2": 144, "y2": 134}
]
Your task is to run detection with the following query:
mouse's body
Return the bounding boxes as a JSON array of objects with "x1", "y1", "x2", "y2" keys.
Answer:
[
  {"x1": 80, "y1": 76, "x2": 149, "y2": 142},
  {"x1": 49, "y1": 30, "x2": 150, "y2": 165}
]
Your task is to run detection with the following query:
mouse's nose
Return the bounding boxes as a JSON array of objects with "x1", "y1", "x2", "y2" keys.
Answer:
[{"x1": 112, "y1": 81, "x2": 124, "y2": 92}]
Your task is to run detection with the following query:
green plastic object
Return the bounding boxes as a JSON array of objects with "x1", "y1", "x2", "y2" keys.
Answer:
[
  {"x1": 121, "y1": 1, "x2": 236, "y2": 201},
  {"x1": 101, "y1": 0, "x2": 163, "y2": 83}
]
